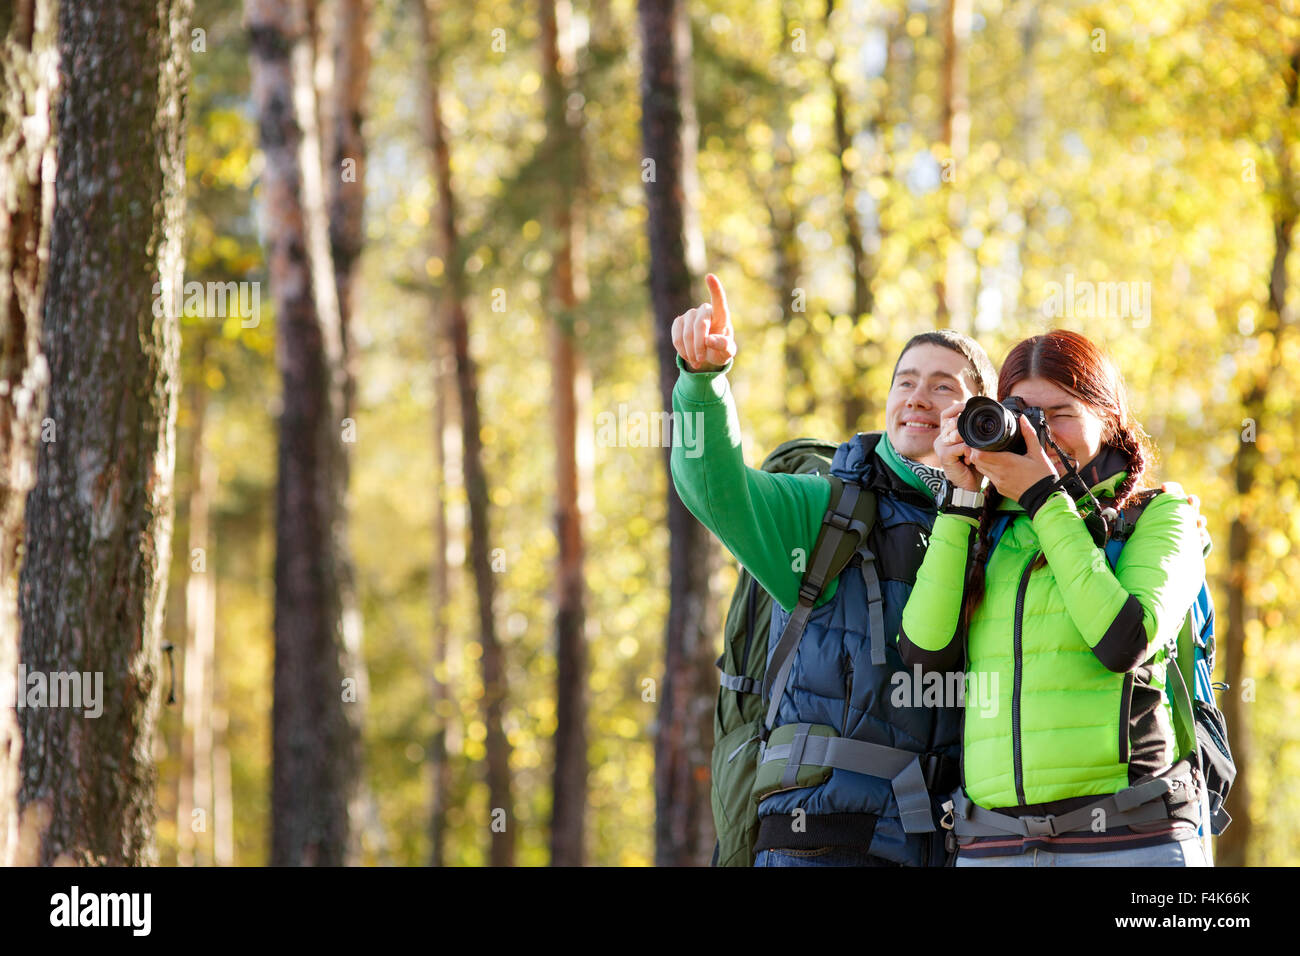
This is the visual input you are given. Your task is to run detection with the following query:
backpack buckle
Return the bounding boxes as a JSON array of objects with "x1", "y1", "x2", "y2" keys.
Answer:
[
  {"x1": 1023, "y1": 814, "x2": 1059, "y2": 837},
  {"x1": 824, "y1": 510, "x2": 853, "y2": 532}
]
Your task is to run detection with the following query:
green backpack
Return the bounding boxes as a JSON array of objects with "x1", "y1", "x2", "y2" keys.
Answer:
[{"x1": 709, "y1": 436, "x2": 881, "y2": 867}]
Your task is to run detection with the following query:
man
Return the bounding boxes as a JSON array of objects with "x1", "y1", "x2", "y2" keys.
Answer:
[{"x1": 670, "y1": 273, "x2": 996, "y2": 866}]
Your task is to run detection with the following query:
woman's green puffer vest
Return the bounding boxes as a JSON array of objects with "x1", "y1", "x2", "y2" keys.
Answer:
[{"x1": 898, "y1": 467, "x2": 1205, "y2": 810}]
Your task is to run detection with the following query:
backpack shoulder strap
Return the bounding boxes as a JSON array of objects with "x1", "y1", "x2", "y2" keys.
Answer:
[
  {"x1": 762, "y1": 477, "x2": 877, "y2": 735},
  {"x1": 988, "y1": 512, "x2": 1014, "y2": 551},
  {"x1": 832, "y1": 441, "x2": 889, "y2": 668},
  {"x1": 1166, "y1": 611, "x2": 1201, "y2": 767},
  {"x1": 1109, "y1": 488, "x2": 1162, "y2": 542}
]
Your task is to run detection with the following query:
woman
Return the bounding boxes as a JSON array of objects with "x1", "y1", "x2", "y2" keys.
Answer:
[{"x1": 898, "y1": 330, "x2": 1207, "y2": 866}]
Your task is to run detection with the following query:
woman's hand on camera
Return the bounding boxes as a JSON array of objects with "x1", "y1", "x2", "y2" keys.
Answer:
[
  {"x1": 935, "y1": 402, "x2": 982, "y2": 492},
  {"x1": 968, "y1": 414, "x2": 1059, "y2": 502}
]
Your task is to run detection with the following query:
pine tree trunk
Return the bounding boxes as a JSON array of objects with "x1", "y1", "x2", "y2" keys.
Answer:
[
  {"x1": 248, "y1": 0, "x2": 360, "y2": 867},
  {"x1": 541, "y1": 0, "x2": 591, "y2": 868},
  {"x1": 17, "y1": 0, "x2": 191, "y2": 867},
  {"x1": 428, "y1": 350, "x2": 452, "y2": 867},
  {"x1": 0, "y1": 0, "x2": 57, "y2": 868},
  {"x1": 414, "y1": 0, "x2": 514, "y2": 867},
  {"x1": 639, "y1": 0, "x2": 718, "y2": 868}
]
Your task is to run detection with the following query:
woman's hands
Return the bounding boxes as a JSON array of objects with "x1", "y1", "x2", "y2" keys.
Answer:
[
  {"x1": 671, "y1": 273, "x2": 737, "y2": 372},
  {"x1": 934, "y1": 402, "x2": 983, "y2": 492},
  {"x1": 966, "y1": 414, "x2": 1060, "y2": 502}
]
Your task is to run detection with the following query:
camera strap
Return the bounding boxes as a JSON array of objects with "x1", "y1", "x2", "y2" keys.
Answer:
[{"x1": 1051, "y1": 464, "x2": 1111, "y2": 548}]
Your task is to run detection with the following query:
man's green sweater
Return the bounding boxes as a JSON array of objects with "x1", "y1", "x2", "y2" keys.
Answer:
[{"x1": 668, "y1": 355, "x2": 934, "y2": 612}]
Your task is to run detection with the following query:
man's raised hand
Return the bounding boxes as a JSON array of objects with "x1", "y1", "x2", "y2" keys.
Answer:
[{"x1": 671, "y1": 273, "x2": 737, "y2": 372}]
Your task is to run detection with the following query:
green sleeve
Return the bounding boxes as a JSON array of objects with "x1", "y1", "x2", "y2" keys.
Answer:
[
  {"x1": 898, "y1": 511, "x2": 978, "y2": 660},
  {"x1": 1031, "y1": 490, "x2": 1205, "y2": 670},
  {"x1": 669, "y1": 355, "x2": 836, "y2": 613}
]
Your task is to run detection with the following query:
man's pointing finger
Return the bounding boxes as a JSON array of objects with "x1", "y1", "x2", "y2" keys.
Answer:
[{"x1": 706, "y1": 273, "x2": 729, "y2": 331}]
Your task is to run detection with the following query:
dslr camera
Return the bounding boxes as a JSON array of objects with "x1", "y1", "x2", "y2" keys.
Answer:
[{"x1": 956, "y1": 396, "x2": 1050, "y2": 456}]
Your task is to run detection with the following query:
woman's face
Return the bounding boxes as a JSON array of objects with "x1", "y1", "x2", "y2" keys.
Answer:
[{"x1": 1007, "y1": 376, "x2": 1108, "y2": 471}]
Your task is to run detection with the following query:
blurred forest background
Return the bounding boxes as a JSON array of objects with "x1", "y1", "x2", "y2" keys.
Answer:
[{"x1": 2, "y1": 0, "x2": 1298, "y2": 867}]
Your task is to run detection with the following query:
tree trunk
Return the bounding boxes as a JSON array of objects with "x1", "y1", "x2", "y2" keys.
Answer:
[
  {"x1": 825, "y1": 0, "x2": 894, "y2": 435},
  {"x1": 935, "y1": 0, "x2": 970, "y2": 329},
  {"x1": 772, "y1": 8, "x2": 811, "y2": 419},
  {"x1": 541, "y1": 0, "x2": 592, "y2": 868},
  {"x1": 414, "y1": 0, "x2": 514, "y2": 867},
  {"x1": 1222, "y1": 52, "x2": 1294, "y2": 868},
  {"x1": 1219, "y1": 46, "x2": 1299, "y2": 867},
  {"x1": 17, "y1": 0, "x2": 191, "y2": 866},
  {"x1": 212, "y1": 704, "x2": 234, "y2": 865},
  {"x1": 0, "y1": 0, "x2": 57, "y2": 868},
  {"x1": 428, "y1": 348, "x2": 452, "y2": 867},
  {"x1": 326, "y1": 0, "x2": 368, "y2": 425},
  {"x1": 826, "y1": 0, "x2": 873, "y2": 322},
  {"x1": 322, "y1": 0, "x2": 376, "y2": 866},
  {"x1": 248, "y1": 0, "x2": 360, "y2": 867},
  {"x1": 1012, "y1": 0, "x2": 1042, "y2": 325},
  {"x1": 177, "y1": 343, "x2": 216, "y2": 867},
  {"x1": 638, "y1": 0, "x2": 718, "y2": 868}
]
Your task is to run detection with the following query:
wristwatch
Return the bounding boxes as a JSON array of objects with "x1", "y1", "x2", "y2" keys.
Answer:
[{"x1": 938, "y1": 479, "x2": 985, "y2": 515}]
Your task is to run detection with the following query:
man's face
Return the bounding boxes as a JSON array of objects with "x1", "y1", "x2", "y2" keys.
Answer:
[{"x1": 886, "y1": 343, "x2": 981, "y2": 465}]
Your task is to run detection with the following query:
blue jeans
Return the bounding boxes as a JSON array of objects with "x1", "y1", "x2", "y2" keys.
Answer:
[
  {"x1": 756, "y1": 846, "x2": 898, "y2": 867},
  {"x1": 955, "y1": 837, "x2": 1207, "y2": 867}
]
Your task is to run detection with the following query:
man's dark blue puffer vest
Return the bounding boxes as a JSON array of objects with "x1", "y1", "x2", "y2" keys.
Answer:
[{"x1": 757, "y1": 433, "x2": 964, "y2": 867}]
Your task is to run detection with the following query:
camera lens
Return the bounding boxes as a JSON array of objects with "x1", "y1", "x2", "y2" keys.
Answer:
[
  {"x1": 969, "y1": 407, "x2": 1002, "y2": 441},
  {"x1": 957, "y1": 397, "x2": 1019, "y2": 452}
]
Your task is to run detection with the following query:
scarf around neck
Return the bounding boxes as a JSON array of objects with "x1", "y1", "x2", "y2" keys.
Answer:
[{"x1": 877, "y1": 433, "x2": 946, "y2": 500}]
